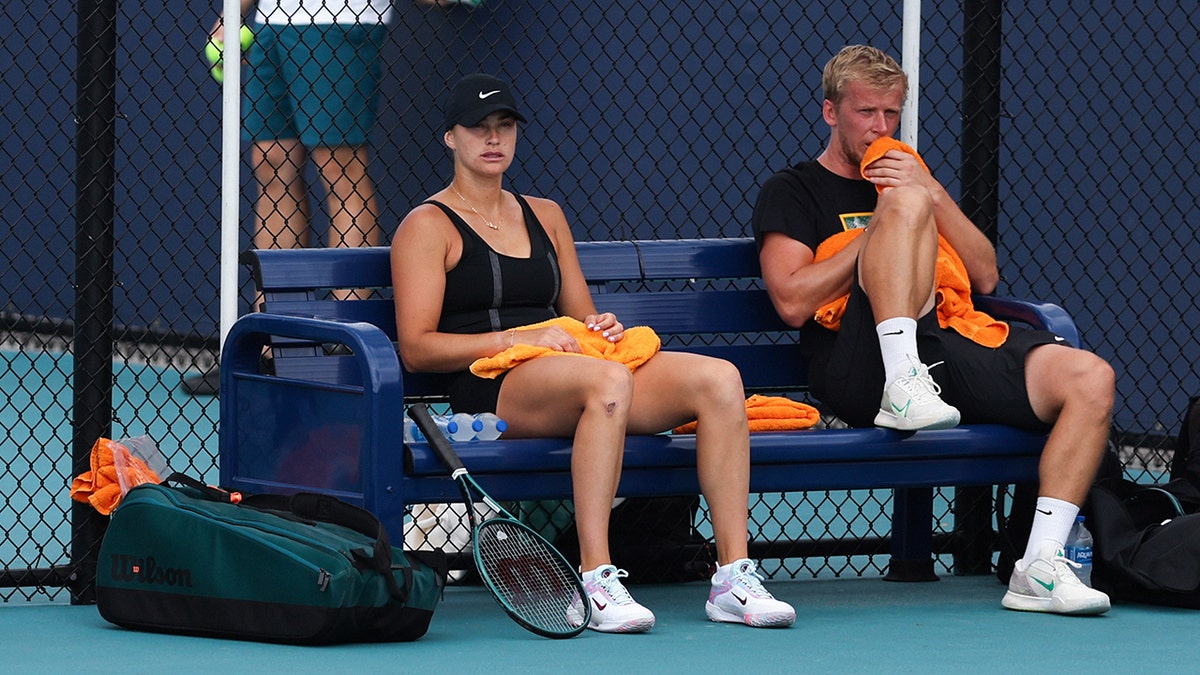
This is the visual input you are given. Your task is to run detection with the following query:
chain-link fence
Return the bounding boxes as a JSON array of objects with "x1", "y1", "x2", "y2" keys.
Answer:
[{"x1": 2, "y1": 0, "x2": 1197, "y2": 602}]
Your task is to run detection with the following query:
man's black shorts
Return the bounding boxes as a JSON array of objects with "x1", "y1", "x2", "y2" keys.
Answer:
[{"x1": 809, "y1": 281, "x2": 1062, "y2": 432}]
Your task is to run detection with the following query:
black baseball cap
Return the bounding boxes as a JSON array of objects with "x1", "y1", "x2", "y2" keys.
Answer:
[{"x1": 443, "y1": 73, "x2": 527, "y2": 131}]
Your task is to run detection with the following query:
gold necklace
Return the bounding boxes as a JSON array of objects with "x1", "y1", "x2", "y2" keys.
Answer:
[{"x1": 450, "y1": 184, "x2": 501, "y2": 230}]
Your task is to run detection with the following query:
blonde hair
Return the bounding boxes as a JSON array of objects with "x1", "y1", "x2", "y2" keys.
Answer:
[{"x1": 822, "y1": 45, "x2": 908, "y2": 103}]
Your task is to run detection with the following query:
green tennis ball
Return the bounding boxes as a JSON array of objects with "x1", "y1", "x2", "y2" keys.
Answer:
[
  {"x1": 204, "y1": 38, "x2": 222, "y2": 67},
  {"x1": 211, "y1": 64, "x2": 224, "y2": 85},
  {"x1": 204, "y1": 26, "x2": 254, "y2": 67}
]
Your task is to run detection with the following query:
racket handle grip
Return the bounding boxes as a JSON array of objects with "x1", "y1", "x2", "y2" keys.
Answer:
[{"x1": 408, "y1": 403, "x2": 466, "y2": 473}]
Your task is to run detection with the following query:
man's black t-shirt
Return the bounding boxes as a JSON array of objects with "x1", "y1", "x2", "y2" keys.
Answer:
[
  {"x1": 750, "y1": 160, "x2": 879, "y2": 361},
  {"x1": 751, "y1": 160, "x2": 879, "y2": 252}
]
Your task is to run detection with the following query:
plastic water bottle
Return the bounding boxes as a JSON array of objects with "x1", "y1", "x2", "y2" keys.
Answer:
[
  {"x1": 1065, "y1": 515, "x2": 1094, "y2": 586},
  {"x1": 404, "y1": 413, "x2": 452, "y2": 442},
  {"x1": 446, "y1": 412, "x2": 480, "y2": 442},
  {"x1": 475, "y1": 413, "x2": 508, "y2": 441},
  {"x1": 403, "y1": 417, "x2": 424, "y2": 443}
]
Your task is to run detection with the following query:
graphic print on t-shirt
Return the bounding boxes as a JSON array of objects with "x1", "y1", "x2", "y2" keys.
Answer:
[{"x1": 840, "y1": 212, "x2": 873, "y2": 231}]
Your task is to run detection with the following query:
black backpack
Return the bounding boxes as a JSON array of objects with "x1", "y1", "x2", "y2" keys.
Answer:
[{"x1": 1083, "y1": 395, "x2": 1200, "y2": 607}]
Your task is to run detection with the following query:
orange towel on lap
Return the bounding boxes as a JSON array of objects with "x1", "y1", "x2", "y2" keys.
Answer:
[
  {"x1": 811, "y1": 138, "x2": 1009, "y2": 348},
  {"x1": 673, "y1": 395, "x2": 820, "y2": 434},
  {"x1": 469, "y1": 316, "x2": 662, "y2": 379},
  {"x1": 70, "y1": 437, "x2": 162, "y2": 515}
]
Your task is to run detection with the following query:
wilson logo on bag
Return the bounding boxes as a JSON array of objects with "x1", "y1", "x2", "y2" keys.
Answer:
[{"x1": 107, "y1": 553, "x2": 194, "y2": 587}]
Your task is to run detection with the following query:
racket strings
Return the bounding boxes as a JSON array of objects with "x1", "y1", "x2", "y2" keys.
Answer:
[{"x1": 475, "y1": 519, "x2": 585, "y2": 635}]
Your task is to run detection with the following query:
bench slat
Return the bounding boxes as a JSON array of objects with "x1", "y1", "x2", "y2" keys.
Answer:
[
  {"x1": 244, "y1": 247, "x2": 393, "y2": 292},
  {"x1": 634, "y1": 238, "x2": 763, "y2": 278},
  {"x1": 598, "y1": 290, "x2": 795, "y2": 334}
]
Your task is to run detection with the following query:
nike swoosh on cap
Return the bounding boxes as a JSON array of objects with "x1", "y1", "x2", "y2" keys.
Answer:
[{"x1": 478, "y1": 90, "x2": 501, "y2": 99}]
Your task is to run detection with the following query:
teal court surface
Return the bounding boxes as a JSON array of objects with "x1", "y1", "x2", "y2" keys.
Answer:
[{"x1": 6, "y1": 575, "x2": 1196, "y2": 673}]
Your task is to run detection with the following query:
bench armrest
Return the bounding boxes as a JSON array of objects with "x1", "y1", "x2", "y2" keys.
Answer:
[
  {"x1": 218, "y1": 311, "x2": 408, "y2": 537},
  {"x1": 972, "y1": 295, "x2": 1082, "y2": 349},
  {"x1": 219, "y1": 311, "x2": 403, "y2": 393}
]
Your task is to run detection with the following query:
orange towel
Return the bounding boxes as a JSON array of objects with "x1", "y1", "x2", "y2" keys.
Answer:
[
  {"x1": 673, "y1": 394, "x2": 820, "y2": 434},
  {"x1": 469, "y1": 316, "x2": 662, "y2": 379},
  {"x1": 70, "y1": 437, "x2": 162, "y2": 515},
  {"x1": 860, "y1": 136, "x2": 930, "y2": 193},
  {"x1": 810, "y1": 138, "x2": 1009, "y2": 348},
  {"x1": 813, "y1": 230, "x2": 1008, "y2": 348}
]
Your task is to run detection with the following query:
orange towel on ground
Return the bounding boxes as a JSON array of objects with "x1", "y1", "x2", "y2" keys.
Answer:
[
  {"x1": 810, "y1": 137, "x2": 1009, "y2": 348},
  {"x1": 70, "y1": 437, "x2": 162, "y2": 515},
  {"x1": 860, "y1": 136, "x2": 930, "y2": 193},
  {"x1": 469, "y1": 316, "x2": 662, "y2": 379},
  {"x1": 673, "y1": 395, "x2": 820, "y2": 434}
]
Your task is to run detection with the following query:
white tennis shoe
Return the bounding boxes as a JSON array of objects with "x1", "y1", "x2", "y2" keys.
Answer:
[
  {"x1": 1002, "y1": 545, "x2": 1110, "y2": 615},
  {"x1": 579, "y1": 565, "x2": 655, "y2": 633},
  {"x1": 874, "y1": 359, "x2": 961, "y2": 431},
  {"x1": 706, "y1": 558, "x2": 796, "y2": 627}
]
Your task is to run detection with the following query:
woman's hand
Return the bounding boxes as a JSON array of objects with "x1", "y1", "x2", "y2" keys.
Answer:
[
  {"x1": 512, "y1": 325, "x2": 583, "y2": 353},
  {"x1": 585, "y1": 312, "x2": 624, "y2": 342}
]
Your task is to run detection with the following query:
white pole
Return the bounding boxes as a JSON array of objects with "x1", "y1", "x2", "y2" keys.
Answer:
[
  {"x1": 219, "y1": 0, "x2": 242, "y2": 352},
  {"x1": 900, "y1": 0, "x2": 921, "y2": 149}
]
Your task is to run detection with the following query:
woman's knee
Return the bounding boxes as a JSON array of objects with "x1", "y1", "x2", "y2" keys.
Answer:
[
  {"x1": 582, "y1": 361, "x2": 635, "y2": 415},
  {"x1": 698, "y1": 358, "x2": 746, "y2": 405}
]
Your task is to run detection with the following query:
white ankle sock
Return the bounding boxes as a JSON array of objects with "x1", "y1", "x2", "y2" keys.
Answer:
[
  {"x1": 876, "y1": 317, "x2": 920, "y2": 384},
  {"x1": 1021, "y1": 496, "x2": 1080, "y2": 567}
]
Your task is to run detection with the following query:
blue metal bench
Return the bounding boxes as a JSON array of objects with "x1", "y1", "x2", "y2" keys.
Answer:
[{"x1": 219, "y1": 238, "x2": 1078, "y2": 581}]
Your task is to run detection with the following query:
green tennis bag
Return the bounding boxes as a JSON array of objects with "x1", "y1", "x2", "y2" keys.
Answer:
[{"x1": 97, "y1": 474, "x2": 446, "y2": 644}]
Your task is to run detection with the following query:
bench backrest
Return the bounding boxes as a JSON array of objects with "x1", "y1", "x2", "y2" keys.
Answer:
[{"x1": 242, "y1": 238, "x2": 806, "y2": 398}]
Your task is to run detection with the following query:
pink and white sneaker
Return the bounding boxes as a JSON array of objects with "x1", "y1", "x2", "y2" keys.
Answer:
[
  {"x1": 579, "y1": 565, "x2": 655, "y2": 633},
  {"x1": 706, "y1": 559, "x2": 796, "y2": 628}
]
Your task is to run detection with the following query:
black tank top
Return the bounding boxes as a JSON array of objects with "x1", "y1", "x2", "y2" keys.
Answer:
[{"x1": 426, "y1": 193, "x2": 561, "y2": 335}]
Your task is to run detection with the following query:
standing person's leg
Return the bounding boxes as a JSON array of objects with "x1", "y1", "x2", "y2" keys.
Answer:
[
  {"x1": 294, "y1": 21, "x2": 385, "y2": 251},
  {"x1": 312, "y1": 144, "x2": 380, "y2": 248},
  {"x1": 243, "y1": 23, "x2": 312, "y2": 251},
  {"x1": 251, "y1": 139, "x2": 311, "y2": 250}
]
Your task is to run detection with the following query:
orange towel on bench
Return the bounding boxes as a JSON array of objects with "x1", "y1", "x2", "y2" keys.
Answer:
[
  {"x1": 469, "y1": 316, "x2": 662, "y2": 379},
  {"x1": 811, "y1": 138, "x2": 1009, "y2": 348},
  {"x1": 672, "y1": 395, "x2": 820, "y2": 434},
  {"x1": 70, "y1": 437, "x2": 162, "y2": 515}
]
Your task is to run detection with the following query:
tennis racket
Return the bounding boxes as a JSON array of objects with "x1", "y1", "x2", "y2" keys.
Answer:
[{"x1": 408, "y1": 403, "x2": 590, "y2": 638}]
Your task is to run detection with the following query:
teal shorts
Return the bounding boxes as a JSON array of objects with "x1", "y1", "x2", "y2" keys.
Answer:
[{"x1": 242, "y1": 22, "x2": 386, "y2": 147}]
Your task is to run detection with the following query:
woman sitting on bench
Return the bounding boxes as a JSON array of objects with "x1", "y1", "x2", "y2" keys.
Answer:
[{"x1": 390, "y1": 73, "x2": 794, "y2": 633}]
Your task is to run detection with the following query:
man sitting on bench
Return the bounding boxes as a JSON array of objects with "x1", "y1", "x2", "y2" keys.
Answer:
[{"x1": 752, "y1": 45, "x2": 1114, "y2": 615}]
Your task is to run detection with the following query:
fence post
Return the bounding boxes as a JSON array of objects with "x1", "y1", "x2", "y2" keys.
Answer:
[
  {"x1": 69, "y1": 0, "x2": 119, "y2": 604},
  {"x1": 954, "y1": 0, "x2": 1004, "y2": 575}
]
